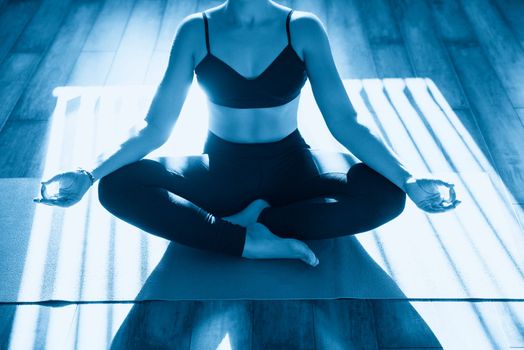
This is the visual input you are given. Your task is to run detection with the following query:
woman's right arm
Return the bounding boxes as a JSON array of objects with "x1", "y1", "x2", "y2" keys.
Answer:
[
  {"x1": 35, "y1": 15, "x2": 202, "y2": 206},
  {"x1": 88, "y1": 14, "x2": 201, "y2": 182}
]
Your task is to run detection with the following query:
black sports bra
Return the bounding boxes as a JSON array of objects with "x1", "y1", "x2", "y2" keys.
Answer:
[{"x1": 194, "y1": 10, "x2": 308, "y2": 109}]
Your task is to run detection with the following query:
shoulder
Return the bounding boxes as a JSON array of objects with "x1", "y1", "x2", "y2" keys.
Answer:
[
  {"x1": 174, "y1": 12, "x2": 206, "y2": 41},
  {"x1": 168, "y1": 12, "x2": 208, "y2": 59},
  {"x1": 289, "y1": 10, "x2": 326, "y2": 37},
  {"x1": 288, "y1": 10, "x2": 330, "y2": 58},
  {"x1": 289, "y1": 10, "x2": 329, "y2": 51}
]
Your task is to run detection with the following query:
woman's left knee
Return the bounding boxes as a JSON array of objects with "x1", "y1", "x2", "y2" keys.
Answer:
[
  {"x1": 349, "y1": 162, "x2": 407, "y2": 217},
  {"x1": 369, "y1": 172, "x2": 407, "y2": 220}
]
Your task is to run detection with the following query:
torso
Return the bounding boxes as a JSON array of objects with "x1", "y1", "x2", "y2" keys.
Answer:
[
  {"x1": 207, "y1": 96, "x2": 300, "y2": 142},
  {"x1": 193, "y1": 3, "x2": 306, "y2": 143}
]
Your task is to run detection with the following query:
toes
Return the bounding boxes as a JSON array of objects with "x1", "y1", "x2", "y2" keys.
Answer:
[
  {"x1": 256, "y1": 198, "x2": 270, "y2": 208},
  {"x1": 308, "y1": 254, "x2": 320, "y2": 267},
  {"x1": 253, "y1": 199, "x2": 271, "y2": 213},
  {"x1": 289, "y1": 239, "x2": 319, "y2": 267}
]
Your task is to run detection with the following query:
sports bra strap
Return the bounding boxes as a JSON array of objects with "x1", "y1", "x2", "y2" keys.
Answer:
[
  {"x1": 286, "y1": 10, "x2": 293, "y2": 45},
  {"x1": 202, "y1": 12, "x2": 210, "y2": 53}
]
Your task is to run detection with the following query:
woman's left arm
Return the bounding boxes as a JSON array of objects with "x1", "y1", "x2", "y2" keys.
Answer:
[{"x1": 296, "y1": 12, "x2": 460, "y2": 212}]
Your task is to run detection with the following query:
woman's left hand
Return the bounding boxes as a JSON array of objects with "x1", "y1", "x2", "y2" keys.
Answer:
[{"x1": 403, "y1": 177, "x2": 461, "y2": 213}]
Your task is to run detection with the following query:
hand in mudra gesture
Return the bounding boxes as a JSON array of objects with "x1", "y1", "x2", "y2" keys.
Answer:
[
  {"x1": 33, "y1": 169, "x2": 93, "y2": 207},
  {"x1": 404, "y1": 177, "x2": 461, "y2": 213}
]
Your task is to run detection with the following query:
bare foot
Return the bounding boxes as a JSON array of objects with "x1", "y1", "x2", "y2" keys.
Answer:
[
  {"x1": 223, "y1": 199, "x2": 270, "y2": 227},
  {"x1": 241, "y1": 222, "x2": 320, "y2": 267}
]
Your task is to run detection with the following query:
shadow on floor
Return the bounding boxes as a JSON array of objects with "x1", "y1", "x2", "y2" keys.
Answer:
[{"x1": 109, "y1": 238, "x2": 441, "y2": 348}]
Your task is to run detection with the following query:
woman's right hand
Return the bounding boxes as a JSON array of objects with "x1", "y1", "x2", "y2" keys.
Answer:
[{"x1": 33, "y1": 170, "x2": 93, "y2": 207}]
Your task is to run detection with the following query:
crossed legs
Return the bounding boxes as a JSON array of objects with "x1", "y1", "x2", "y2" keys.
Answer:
[
  {"x1": 256, "y1": 162, "x2": 407, "y2": 239},
  {"x1": 97, "y1": 151, "x2": 406, "y2": 260},
  {"x1": 97, "y1": 157, "x2": 248, "y2": 256}
]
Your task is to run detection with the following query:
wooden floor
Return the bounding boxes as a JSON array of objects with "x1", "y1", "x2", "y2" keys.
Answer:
[
  {"x1": 1, "y1": 300, "x2": 523, "y2": 349},
  {"x1": 0, "y1": 0, "x2": 523, "y2": 348}
]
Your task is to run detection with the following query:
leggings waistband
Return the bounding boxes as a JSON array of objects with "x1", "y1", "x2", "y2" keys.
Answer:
[{"x1": 203, "y1": 129, "x2": 310, "y2": 158}]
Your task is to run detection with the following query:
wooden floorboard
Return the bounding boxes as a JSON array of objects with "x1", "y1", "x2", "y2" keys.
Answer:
[
  {"x1": 109, "y1": 301, "x2": 195, "y2": 350},
  {"x1": 447, "y1": 43, "x2": 524, "y2": 203},
  {"x1": 391, "y1": 0, "x2": 468, "y2": 109},
  {"x1": 145, "y1": 0, "x2": 198, "y2": 84},
  {"x1": 105, "y1": 0, "x2": 166, "y2": 85},
  {"x1": 68, "y1": 51, "x2": 115, "y2": 86},
  {"x1": 370, "y1": 42, "x2": 413, "y2": 78},
  {"x1": 325, "y1": 0, "x2": 377, "y2": 79},
  {"x1": 0, "y1": 119, "x2": 50, "y2": 177},
  {"x1": 0, "y1": 0, "x2": 40, "y2": 67},
  {"x1": 0, "y1": 304, "x2": 16, "y2": 350},
  {"x1": 451, "y1": 108, "x2": 496, "y2": 171},
  {"x1": 314, "y1": 299, "x2": 378, "y2": 350},
  {"x1": 70, "y1": 0, "x2": 135, "y2": 86},
  {"x1": 292, "y1": 0, "x2": 327, "y2": 24},
  {"x1": 155, "y1": 0, "x2": 198, "y2": 52},
  {"x1": 491, "y1": 0, "x2": 524, "y2": 49},
  {"x1": 459, "y1": 0, "x2": 524, "y2": 108},
  {"x1": 252, "y1": 300, "x2": 316, "y2": 349},
  {"x1": 2, "y1": 300, "x2": 522, "y2": 349},
  {"x1": 372, "y1": 300, "x2": 441, "y2": 348},
  {"x1": 191, "y1": 300, "x2": 252, "y2": 350},
  {"x1": 10, "y1": 0, "x2": 102, "y2": 121},
  {"x1": 0, "y1": 303, "x2": 78, "y2": 350},
  {"x1": 356, "y1": 0, "x2": 413, "y2": 79},
  {"x1": 83, "y1": 0, "x2": 136, "y2": 52},
  {"x1": 427, "y1": 0, "x2": 477, "y2": 45},
  {"x1": 429, "y1": 0, "x2": 523, "y2": 204},
  {"x1": 357, "y1": 0, "x2": 402, "y2": 45},
  {"x1": 0, "y1": 53, "x2": 40, "y2": 132},
  {"x1": 0, "y1": 1, "x2": 102, "y2": 178},
  {"x1": 13, "y1": 0, "x2": 74, "y2": 53}
]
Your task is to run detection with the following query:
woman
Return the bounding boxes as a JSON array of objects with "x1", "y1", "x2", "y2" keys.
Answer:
[{"x1": 34, "y1": 0, "x2": 460, "y2": 267}]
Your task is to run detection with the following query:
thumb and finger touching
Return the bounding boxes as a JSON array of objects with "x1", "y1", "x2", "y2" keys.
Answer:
[
  {"x1": 34, "y1": 172, "x2": 86, "y2": 206},
  {"x1": 41, "y1": 173, "x2": 63, "y2": 185},
  {"x1": 409, "y1": 178, "x2": 461, "y2": 213}
]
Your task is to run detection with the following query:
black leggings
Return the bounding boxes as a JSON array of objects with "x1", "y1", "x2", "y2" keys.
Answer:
[{"x1": 98, "y1": 129, "x2": 406, "y2": 257}]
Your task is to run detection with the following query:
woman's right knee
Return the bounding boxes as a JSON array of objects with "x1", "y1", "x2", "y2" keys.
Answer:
[
  {"x1": 98, "y1": 174, "x2": 123, "y2": 211},
  {"x1": 97, "y1": 159, "x2": 158, "y2": 209}
]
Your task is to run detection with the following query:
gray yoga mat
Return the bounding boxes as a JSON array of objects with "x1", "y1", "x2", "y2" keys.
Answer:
[{"x1": 1, "y1": 165, "x2": 523, "y2": 302}]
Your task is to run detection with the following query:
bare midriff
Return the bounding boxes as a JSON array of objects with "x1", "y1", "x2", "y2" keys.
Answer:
[{"x1": 207, "y1": 93, "x2": 301, "y2": 143}]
